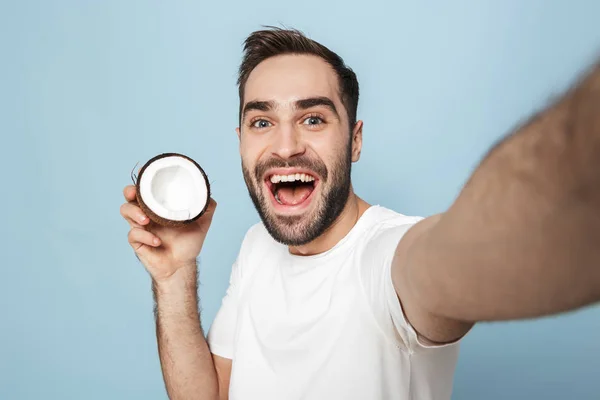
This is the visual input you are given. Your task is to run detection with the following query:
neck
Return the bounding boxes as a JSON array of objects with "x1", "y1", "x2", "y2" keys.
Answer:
[{"x1": 289, "y1": 189, "x2": 371, "y2": 256}]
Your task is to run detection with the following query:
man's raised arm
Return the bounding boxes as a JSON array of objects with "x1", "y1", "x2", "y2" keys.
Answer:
[{"x1": 120, "y1": 191, "x2": 231, "y2": 399}]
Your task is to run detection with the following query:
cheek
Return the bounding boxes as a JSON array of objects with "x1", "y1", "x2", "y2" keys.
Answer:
[
  {"x1": 240, "y1": 134, "x2": 268, "y2": 163},
  {"x1": 239, "y1": 143, "x2": 257, "y2": 168},
  {"x1": 309, "y1": 135, "x2": 346, "y2": 165}
]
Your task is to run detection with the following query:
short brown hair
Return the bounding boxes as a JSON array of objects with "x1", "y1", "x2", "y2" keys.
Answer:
[{"x1": 237, "y1": 27, "x2": 359, "y2": 128}]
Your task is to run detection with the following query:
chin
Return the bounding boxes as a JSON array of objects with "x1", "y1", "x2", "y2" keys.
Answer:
[{"x1": 261, "y1": 201, "x2": 323, "y2": 246}]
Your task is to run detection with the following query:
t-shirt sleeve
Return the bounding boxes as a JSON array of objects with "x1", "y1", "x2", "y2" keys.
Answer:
[
  {"x1": 206, "y1": 257, "x2": 242, "y2": 359},
  {"x1": 359, "y1": 220, "x2": 462, "y2": 354}
]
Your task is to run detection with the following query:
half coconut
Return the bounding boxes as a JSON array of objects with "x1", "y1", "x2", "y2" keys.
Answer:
[{"x1": 135, "y1": 153, "x2": 210, "y2": 227}]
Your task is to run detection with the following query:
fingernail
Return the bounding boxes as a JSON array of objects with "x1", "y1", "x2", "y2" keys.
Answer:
[
  {"x1": 140, "y1": 215, "x2": 147, "y2": 222},
  {"x1": 153, "y1": 238, "x2": 160, "y2": 245}
]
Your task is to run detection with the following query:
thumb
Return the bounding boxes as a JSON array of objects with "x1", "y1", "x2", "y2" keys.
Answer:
[{"x1": 197, "y1": 198, "x2": 217, "y2": 223}]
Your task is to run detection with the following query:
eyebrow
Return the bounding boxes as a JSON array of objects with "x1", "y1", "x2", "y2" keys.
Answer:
[
  {"x1": 242, "y1": 96, "x2": 339, "y2": 121},
  {"x1": 295, "y1": 97, "x2": 339, "y2": 118},
  {"x1": 242, "y1": 100, "x2": 275, "y2": 119}
]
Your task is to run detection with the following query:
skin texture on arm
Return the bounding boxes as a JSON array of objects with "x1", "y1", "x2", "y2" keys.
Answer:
[
  {"x1": 212, "y1": 354, "x2": 232, "y2": 400},
  {"x1": 393, "y1": 62, "x2": 600, "y2": 343},
  {"x1": 153, "y1": 264, "x2": 231, "y2": 400},
  {"x1": 393, "y1": 215, "x2": 475, "y2": 344}
]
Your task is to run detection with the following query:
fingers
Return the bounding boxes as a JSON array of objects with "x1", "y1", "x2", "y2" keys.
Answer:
[
  {"x1": 123, "y1": 185, "x2": 137, "y2": 202},
  {"x1": 120, "y1": 202, "x2": 150, "y2": 227},
  {"x1": 128, "y1": 227, "x2": 161, "y2": 251}
]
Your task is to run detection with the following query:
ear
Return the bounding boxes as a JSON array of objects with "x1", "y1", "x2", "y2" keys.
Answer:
[
  {"x1": 351, "y1": 120, "x2": 363, "y2": 162},
  {"x1": 236, "y1": 127, "x2": 242, "y2": 154}
]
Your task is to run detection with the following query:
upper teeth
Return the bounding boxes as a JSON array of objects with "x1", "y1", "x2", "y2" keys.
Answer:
[{"x1": 270, "y1": 173, "x2": 315, "y2": 183}]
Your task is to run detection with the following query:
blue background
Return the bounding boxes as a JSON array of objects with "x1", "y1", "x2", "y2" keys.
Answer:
[{"x1": 2, "y1": 1, "x2": 599, "y2": 399}]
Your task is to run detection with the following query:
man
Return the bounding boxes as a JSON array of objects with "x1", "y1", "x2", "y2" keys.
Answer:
[{"x1": 120, "y1": 27, "x2": 600, "y2": 399}]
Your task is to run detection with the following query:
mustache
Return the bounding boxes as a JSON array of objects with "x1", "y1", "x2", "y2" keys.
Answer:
[{"x1": 254, "y1": 156, "x2": 328, "y2": 182}]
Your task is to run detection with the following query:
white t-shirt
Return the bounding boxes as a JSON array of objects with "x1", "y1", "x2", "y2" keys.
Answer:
[{"x1": 207, "y1": 206, "x2": 460, "y2": 400}]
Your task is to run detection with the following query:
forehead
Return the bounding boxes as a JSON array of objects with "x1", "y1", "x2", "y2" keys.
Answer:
[{"x1": 243, "y1": 54, "x2": 341, "y2": 106}]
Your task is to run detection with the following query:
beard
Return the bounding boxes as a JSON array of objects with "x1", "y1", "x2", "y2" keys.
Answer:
[{"x1": 242, "y1": 142, "x2": 352, "y2": 246}]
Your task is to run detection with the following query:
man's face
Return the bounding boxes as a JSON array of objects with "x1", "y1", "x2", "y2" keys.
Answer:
[{"x1": 237, "y1": 54, "x2": 362, "y2": 246}]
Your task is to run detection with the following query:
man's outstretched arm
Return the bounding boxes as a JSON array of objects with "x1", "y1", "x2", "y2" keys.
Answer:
[{"x1": 393, "y1": 61, "x2": 600, "y2": 343}]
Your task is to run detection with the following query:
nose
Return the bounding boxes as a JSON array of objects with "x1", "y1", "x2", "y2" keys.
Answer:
[{"x1": 270, "y1": 123, "x2": 306, "y2": 160}]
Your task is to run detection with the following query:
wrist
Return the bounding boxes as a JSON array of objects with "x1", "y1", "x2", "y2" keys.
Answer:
[{"x1": 152, "y1": 262, "x2": 198, "y2": 297}]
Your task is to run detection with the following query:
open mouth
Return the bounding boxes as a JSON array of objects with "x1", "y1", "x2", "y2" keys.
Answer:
[{"x1": 265, "y1": 172, "x2": 317, "y2": 208}]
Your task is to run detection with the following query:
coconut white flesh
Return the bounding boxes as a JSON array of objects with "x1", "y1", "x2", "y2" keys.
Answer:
[{"x1": 139, "y1": 156, "x2": 208, "y2": 221}]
